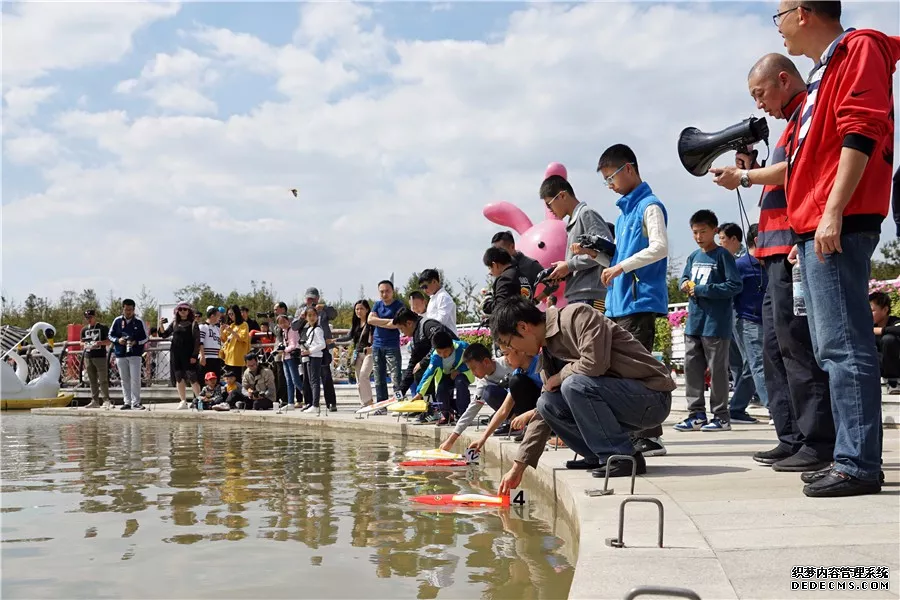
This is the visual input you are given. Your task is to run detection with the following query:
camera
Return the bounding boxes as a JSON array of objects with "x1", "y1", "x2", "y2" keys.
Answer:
[
  {"x1": 257, "y1": 311, "x2": 275, "y2": 319},
  {"x1": 576, "y1": 233, "x2": 616, "y2": 257},
  {"x1": 275, "y1": 343, "x2": 286, "y2": 353},
  {"x1": 161, "y1": 317, "x2": 169, "y2": 325}
]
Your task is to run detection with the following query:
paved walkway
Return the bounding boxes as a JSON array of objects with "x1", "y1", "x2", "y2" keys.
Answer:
[{"x1": 31, "y1": 404, "x2": 900, "y2": 599}]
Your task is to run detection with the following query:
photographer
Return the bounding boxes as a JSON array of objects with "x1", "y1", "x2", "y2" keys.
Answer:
[
  {"x1": 109, "y1": 298, "x2": 149, "y2": 410},
  {"x1": 80, "y1": 309, "x2": 110, "y2": 409},
  {"x1": 709, "y1": 53, "x2": 835, "y2": 477},
  {"x1": 539, "y1": 175, "x2": 614, "y2": 312},
  {"x1": 241, "y1": 307, "x2": 260, "y2": 333},
  {"x1": 302, "y1": 288, "x2": 338, "y2": 412},
  {"x1": 481, "y1": 246, "x2": 532, "y2": 315},
  {"x1": 242, "y1": 353, "x2": 275, "y2": 410},
  {"x1": 276, "y1": 314, "x2": 303, "y2": 410},
  {"x1": 271, "y1": 302, "x2": 289, "y2": 405},
  {"x1": 158, "y1": 302, "x2": 202, "y2": 411}
]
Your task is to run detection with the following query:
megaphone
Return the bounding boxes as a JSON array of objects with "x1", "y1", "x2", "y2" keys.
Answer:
[{"x1": 677, "y1": 116, "x2": 769, "y2": 177}]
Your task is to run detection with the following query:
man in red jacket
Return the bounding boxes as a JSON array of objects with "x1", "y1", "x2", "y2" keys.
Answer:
[
  {"x1": 776, "y1": 0, "x2": 900, "y2": 497},
  {"x1": 710, "y1": 53, "x2": 835, "y2": 476}
]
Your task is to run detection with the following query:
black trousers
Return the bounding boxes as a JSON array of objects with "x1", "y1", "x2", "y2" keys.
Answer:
[
  {"x1": 302, "y1": 350, "x2": 337, "y2": 409},
  {"x1": 763, "y1": 256, "x2": 835, "y2": 460},
  {"x1": 611, "y1": 312, "x2": 663, "y2": 440},
  {"x1": 273, "y1": 360, "x2": 288, "y2": 404},
  {"x1": 876, "y1": 334, "x2": 900, "y2": 380}
]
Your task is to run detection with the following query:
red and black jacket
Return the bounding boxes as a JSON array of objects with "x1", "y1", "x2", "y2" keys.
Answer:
[
  {"x1": 785, "y1": 29, "x2": 900, "y2": 238},
  {"x1": 757, "y1": 92, "x2": 806, "y2": 259}
]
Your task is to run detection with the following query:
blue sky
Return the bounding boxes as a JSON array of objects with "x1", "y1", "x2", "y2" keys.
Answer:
[{"x1": 3, "y1": 1, "x2": 899, "y2": 310}]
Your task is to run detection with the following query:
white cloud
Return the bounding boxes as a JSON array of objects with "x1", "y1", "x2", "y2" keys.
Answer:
[
  {"x1": 3, "y1": 86, "x2": 58, "y2": 120},
  {"x1": 114, "y1": 49, "x2": 218, "y2": 115},
  {"x1": 3, "y1": 130, "x2": 60, "y2": 164},
  {"x1": 1, "y1": 1, "x2": 181, "y2": 88},
  {"x1": 2, "y1": 1, "x2": 898, "y2": 305}
]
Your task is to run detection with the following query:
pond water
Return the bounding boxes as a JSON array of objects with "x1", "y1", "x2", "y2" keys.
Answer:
[{"x1": 1, "y1": 415, "x2": 576, "y2": 599}]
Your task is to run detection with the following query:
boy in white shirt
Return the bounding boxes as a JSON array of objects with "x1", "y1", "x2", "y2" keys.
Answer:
[{"x1": 439, "y1": 343, "x2": 541, "y2": 452}]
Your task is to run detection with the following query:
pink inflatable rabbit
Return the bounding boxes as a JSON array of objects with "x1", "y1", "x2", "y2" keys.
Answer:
[{"x1": 483, "y1": 163, "x2": 570, "y2": 308}]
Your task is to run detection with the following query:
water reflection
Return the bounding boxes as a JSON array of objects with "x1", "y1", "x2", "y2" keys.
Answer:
[{"x1": 1, "y1": 415, "x2": 575, "y2": 599}]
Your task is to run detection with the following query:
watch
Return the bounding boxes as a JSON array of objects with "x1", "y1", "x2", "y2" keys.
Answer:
[{"x1": 739, "y1": 170, "x2": 752, "y2": 188}]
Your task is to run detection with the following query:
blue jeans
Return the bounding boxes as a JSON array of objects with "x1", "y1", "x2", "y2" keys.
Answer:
[
  {"x1": 282, "y1": 358, "x2": 303, "y2": 406},
  {"x1": 537, "y1": 374, "x2": 671, "y2": 461},
  {"x1": 373, "y1": 346, "x2": 402, "y2": 402},
  {"x1": 730, "y1": 318, "x2": 768, "y2": 416},
  {"x1": 799, "y1": 233, "x2": 882, "y2": 481}
]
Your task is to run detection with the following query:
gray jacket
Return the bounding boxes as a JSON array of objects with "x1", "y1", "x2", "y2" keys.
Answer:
[{"x1": 564, "y1": 202, "x2": 614, "y2": 303}]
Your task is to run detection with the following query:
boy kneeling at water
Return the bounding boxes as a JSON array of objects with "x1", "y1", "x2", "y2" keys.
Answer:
[
  {"x1": 410, "y1": 332, "x2": 473, "y2": 426},
  {"x1": 439, "y1": 342, "x2": 542, "y2": 452}
]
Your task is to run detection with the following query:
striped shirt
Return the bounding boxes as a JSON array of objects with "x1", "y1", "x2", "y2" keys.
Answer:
[{"x1": 791, "y1": 29, "x2": 854, "y2": 163}]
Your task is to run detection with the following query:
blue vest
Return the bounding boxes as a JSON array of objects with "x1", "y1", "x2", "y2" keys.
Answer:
[{"x1": 605, "y1": 182, "x2": 669, "y2": 318}]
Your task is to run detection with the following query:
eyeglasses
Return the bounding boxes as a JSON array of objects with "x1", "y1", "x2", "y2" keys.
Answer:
[
  {"x1": 603, "y1": 163, "x2": 632, "y2": 187},
  {"x1": 544, "y1": 191, "x2": 563, "y2": 208},
  {"x1": 178, "y1": 308, "x2": 189, "y2": 312},
  {"x1": 772, "y1": 6, "x2": 800, "y2": 27}
]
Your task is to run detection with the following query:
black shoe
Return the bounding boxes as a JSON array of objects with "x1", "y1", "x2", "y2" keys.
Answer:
[
  {"x1": 591, "y1": 452, "x2": 647, "y2": 478},
  {"x1": 800, "y1": 464, "x2": 833, "y2": 483},
  {"x1": 772, "y1": 453, "x2": 831, "y2": 473},
  {"x1": 120, "y1": 405, "x2": 131, "y2": 410},
  {"x1": 801, "y1": 464, "x2": 886, "y2": 485},
  {"x1": 513, "y1": 432, "x2": 524, "y2": 443},
  {"x1": 803, "y1": 470, "x2": 881, "y2": 498},
  {"x1": 565, "y1": 458, "x2": 599, "y2": 470},
  {"x1": 753, "y1": 446, "x2": 794, "y2": 465},
  {"x1": 492, "y1": 422, "x2": 511, "y2": 436},
  {"x1": 633, "y1": 437, "x2": 667, "y2": 457}
]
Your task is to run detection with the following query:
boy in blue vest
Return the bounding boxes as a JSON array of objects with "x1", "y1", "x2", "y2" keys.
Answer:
[
  {"x1": 675, "y1": 210, "x2": 743, "y2": 432},
  {"x1": 585, "y1": 144, "x2": 669, "y2": 457}
]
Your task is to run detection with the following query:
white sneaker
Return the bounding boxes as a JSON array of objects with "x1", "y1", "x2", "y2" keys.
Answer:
[
  {"x1": 85, "y1": 400, "x2": 101, "y2": 409},
  {"x1": 213, "y1": 402, "x2": 230, "y2": 411},
  {"x1": 302, "y1": 405, "x2": 317, "y2": 413},
  {"x1": 177, "y1": 400, "x2": 189, "y2": 410},
  {"x1": 102, "y1": 401, "x2": 112, "y2": 409},
  {"x1": 285, "y1": 404, "x2": 295, "y2": 411}
]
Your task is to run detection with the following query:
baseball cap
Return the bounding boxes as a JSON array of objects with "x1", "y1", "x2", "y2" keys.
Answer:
[
  {"x1": 84, "y1": 309, "x2": 96, "y2": 317},
  {"x1": 304, "y1": 287, "x2": 320, "y2": 300},
  {"x1": 204, "y1": 371, "x2": 218, "y2": 381}
]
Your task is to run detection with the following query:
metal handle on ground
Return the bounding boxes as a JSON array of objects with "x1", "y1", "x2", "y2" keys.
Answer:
[
  {"x1": 585, "y1": 454, "x2": 637, "y2": 497},
  {"x1": 605, "y1": 497, "x2": 664, "y2": 549},
  {"x1": 623, "y1": 585, "x2": 701, "y2": 600}
]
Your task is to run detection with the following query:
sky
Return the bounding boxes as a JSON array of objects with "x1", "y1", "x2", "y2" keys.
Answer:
[{"x1": 3, "y1": 0, "x2": 899, "y2": 307}]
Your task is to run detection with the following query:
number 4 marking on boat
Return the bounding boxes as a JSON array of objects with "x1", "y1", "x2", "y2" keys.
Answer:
[{"x1": 511, "y1": 489, "x2": 526, "y2": 506}]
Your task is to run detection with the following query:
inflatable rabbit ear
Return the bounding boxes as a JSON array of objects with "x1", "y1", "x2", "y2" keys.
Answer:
[
  {"x1": 544, "y1": 162, "x2": 568, "y2": 180},
  {"x1": 483, "y1": 202, "x2": 533, "y2": 236}
]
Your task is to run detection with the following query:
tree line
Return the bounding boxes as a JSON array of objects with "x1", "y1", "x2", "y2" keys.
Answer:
[{"x1": 4, "y1": 240, "x2": 899, "y2": 339}]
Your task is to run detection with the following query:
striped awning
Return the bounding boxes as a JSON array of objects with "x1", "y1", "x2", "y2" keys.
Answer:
[{"x1": 1, "y1": 325, "x2": 31, "y2": 358}]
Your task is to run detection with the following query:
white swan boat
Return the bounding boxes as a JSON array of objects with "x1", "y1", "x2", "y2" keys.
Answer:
[{"x1": 1, "y1": 322, "x2": 74, "y2": 410}]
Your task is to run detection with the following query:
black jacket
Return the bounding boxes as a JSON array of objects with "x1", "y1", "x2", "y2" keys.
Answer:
[
  {"x1": 483, "y1": 264, "x2": 530, "y2": 314},
  {"x1": 514, "y1": 251, "x2": 545, "y2": 288},
  {"x1": 399, "y1": 318, "x2": 457, "y2": 395},
  {"x1": 159, "y1": 320, "x2": 200, "y2": 360}
]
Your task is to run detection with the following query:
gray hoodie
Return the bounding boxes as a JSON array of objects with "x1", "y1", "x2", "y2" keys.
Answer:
[{"x1": 564, "y1": 202, "x2": 614, "y2": 303}]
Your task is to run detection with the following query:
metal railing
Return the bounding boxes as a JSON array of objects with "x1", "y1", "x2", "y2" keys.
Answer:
[{"x1": 12, "y1": 329, "x2": 356, "y2": 389}]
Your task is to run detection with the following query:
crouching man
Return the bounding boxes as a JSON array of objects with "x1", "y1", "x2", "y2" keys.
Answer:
[{"x1": 492, "y1": 297, "x2": 674, "y2": 493}]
